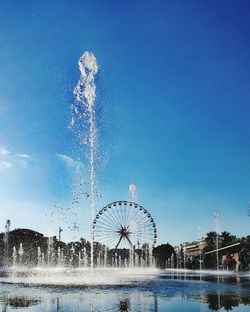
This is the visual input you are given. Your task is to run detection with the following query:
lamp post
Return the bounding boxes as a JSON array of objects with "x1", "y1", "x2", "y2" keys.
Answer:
[
  {"x1": 58, "y1": 227, "x2": 63, "y2": 242},
  {"x1": 214, "y1": 212, "x2": 220, "y2": 271}
]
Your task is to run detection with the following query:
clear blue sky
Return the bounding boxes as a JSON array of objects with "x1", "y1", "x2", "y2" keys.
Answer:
[{"x1": 0, "y1": 0, "x2": 250, "y2": 245}]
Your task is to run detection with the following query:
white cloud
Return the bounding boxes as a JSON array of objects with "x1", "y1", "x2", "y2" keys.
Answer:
[
  {"x1": 56, "y1": 153, "x2": 74, "y2": 165},
  {"x1": 0, "y1": 146, "x2": 10, "y2": 155},
  {"x1": 0, "y1": 161, "x2": 12, "y2": 169},
  {"x1": 17, "y1": 153, "x2": 31, "y2": 158}
]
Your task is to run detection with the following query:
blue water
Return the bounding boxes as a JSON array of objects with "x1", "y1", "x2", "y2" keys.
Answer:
[{"x1": 1, "y1": 271, "x2": 250, "y2": 311}]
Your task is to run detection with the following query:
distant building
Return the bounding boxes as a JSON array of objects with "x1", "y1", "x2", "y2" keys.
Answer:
[{"x1": 175, "y1": 238, "x2": 206, "y2": 257}]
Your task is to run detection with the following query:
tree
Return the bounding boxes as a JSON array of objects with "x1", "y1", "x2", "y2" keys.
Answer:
[
  {"x1": 204, "y1": 231, "x2": 217, "y2": 251},
  {"x1": 203, "y1": 231, "x2": 217, "y2": 269},
  {"x1": 220, "y1": 231, "x2": 236, "y2": 248},
  {"x1": 203, "y1": 231, "x2": 238, "y2": 269},
  {"x1": 153, "y1": 243, "x2": 174, "y2": 269}
]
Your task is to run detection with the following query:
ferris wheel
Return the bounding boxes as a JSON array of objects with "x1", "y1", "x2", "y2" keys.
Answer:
[{"x1": 93, "y1": 201, "x2": 157, "y2": 250}]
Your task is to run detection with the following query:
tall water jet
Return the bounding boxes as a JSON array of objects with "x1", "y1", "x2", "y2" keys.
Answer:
[
  {"x1": 47, "y1": 237, "x2": 54, "y2": 266},
  {"x1": 12, "y1": 247, "x2": 17, "y2": 267},
  {"x1": 70, "y1": 245, "x2": 75, "y2": 266},
  {"x1": 18, "y1": 243, "x2": 24, "y2": 265},
  {"x1": 4, "y1": 219, "x2": 11, "y2": 267},
  {"x1": 128, "y1": 184, "x2": 137, "y2": 201},
  {"x1": 57, "y1": 246, "x2": 62, "y2": 266},
  {"x1": 37, "y1": 247, "x2": 42, "y2": 267},
  {"x1": 71, "y1": 51, "x2": 98, "y2": 269}
]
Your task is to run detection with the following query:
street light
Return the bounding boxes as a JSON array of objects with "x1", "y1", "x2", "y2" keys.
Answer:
[{"x1": 58, "y1": 227, "x2": 63, "y2": 242}]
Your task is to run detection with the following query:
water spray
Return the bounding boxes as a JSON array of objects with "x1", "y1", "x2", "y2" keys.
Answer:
[{"x1": 72, "y1": 51, "x2": 98, "y2": 269}]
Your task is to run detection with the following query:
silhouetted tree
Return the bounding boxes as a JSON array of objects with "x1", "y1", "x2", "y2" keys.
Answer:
[
  {"x1": 153, "y1": 243, "x2": 174, "y2": 268},
  {"x1": 220, "y1": 231, "x2": 236, "y2": 248},
  {"x1": 203, "y1": 231, "x2": 217, "y2": 269}
]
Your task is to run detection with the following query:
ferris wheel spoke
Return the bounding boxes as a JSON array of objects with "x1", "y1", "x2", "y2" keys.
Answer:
[
  {"x1": 126, "y1": 205, "x2": 141, "y2": 228},
  {"x1": 116, "y1": 205, "x2": 125, "y2": 226},
  {"x1": 94, "y1": 230, "x2": 117, "y2": 236},
  {"x1": 131, "y1": 212, "x2": 150, "y2": 229},
  {"x1": 103, "y1": 235, "x2": 121, "y2": 247},
  {"x1": 121, "y1": 205, "x2": 126, "y2": 226},
  {"x1": 134, "y1": 233, "x2": 148, "y2": 240},
  {"x1": 95, "y1": 218, "x2": 117, "y2": 232},
  {"x1": 96, "y1": 233, "x2": 118, "y2": 244},
  {"x1": 94, "y1": 224, "x2": 118, "y2": 232},
  {"x1": 127, "y1": 205, "x2": 136, "y2": 228},
  {"x1": 94, "y1": 231, "x2": 117, "y2": 238},
  {"x1": 94, "y1": 226, "x2": 117, "y2": 232},
  {"x1": 134, "y1": 210, "x2": 150, "y2": 224},
  {"x1": 102, "y1": 207, "x2": 119, "y2": 227},
  {"x1": 94, "y1": 223, "x2": 116, "y2": 231},
  {"x1": 135, "y1": 228, "x2": 154, "y2": 235},
  {"x1": 123, "y1": 205, "x2": 129, "y2": 226},
  {"x1": 110, "y1": 205, "x2": 123, "y2": 227},
  {"x1": 121, "y1": 204, "x2": 127, "y2": 226},
  {"x1": 128, "y1": 215, "x2": 147, "y2": 231},
  {"x1": 132, "y1": 229, "x2": 151, "y2": 235},
  {"x1": 123, "y1": 205, "x2": 128, "y2": 226},
  {"x1": 96, "y1": 232, "x2": 119, "y2": 240},
  {"x1": 97, "y1": 214, "x2": 119, "y2": 230},
  {"x1": 143, "y1": 220, "x2": 154, "y2": 227},
  {"x1": 106, "y1": 207, "x2": 122, "y2": 229},
  {"x1": 98, "y1": 233, "x2": 119, "y2": 242},
  {"x1": 116, "y1": 205, "x2": 123, "y2": 226},
  {"x1": 118, "y1": 205, "x2": 123, "y2": 226},
  {"x1": 135, "y1": 235, "x2": 153, "y2": 243},
  {"x1": 97, "y1": 212, "x2": 118, "y2": 228},
  {"x1": 134, "y1": 223, "x2": 153, "y2": 233},
  {"x1": 124, "y1": 203, "x2": 131, "y2": 226},
  {"x1": 125, "y1": 204, "x2": 135, "y2": 225},
  {"x1": 134, "y1": 230, "x2": 152, "y2": 238}
]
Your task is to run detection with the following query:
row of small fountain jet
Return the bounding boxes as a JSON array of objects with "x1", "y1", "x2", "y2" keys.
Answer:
[
  {"x1": 9, "y1": 243, "x2": 155, "y2": 268},
  {"x1": 2, "y1": 220, "x2": 155, "y2": 268}
]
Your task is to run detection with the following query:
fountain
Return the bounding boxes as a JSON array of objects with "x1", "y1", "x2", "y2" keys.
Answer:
[
  {"x1": 18, "y1": 243, "x2": 24, "y2": 265},
  {"x1": 3, "y1": 220, "x2": 10, "y2": 267},
  {"x1": 12, "y1": 247, "x2": 17, "y2": 267},
  {"x1": 71, "y1": 51, "x2": 98, "y2": 269},
  {"x1": 0, "y1": 52, "x2": 249, "y2": 312},
  {"x1": 37, "y1": 247, "x2": 42, "y2": 267}
]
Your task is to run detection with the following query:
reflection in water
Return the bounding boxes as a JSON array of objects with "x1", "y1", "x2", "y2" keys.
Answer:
[
  {"x1": 0, "y1": 294, "x2": 40, "y2": 310},
  {"x1": 164, "y1": 272, "x2": 250, "y2": 311},
  {"x1": 0, "y1": 289, "x2": 158, "y2": 312},
  {"x1": 203, "y1": 292, "x2": 250, "y2": 311},
  {"x1": 56, "y1": 298, "x2": 60, "y2": 312},
  {"x1": 1, "y1": 272, "x2": 250, "y2": 311},
  {"x1": 118, "y1": 298, "x2": 130, "y2": 311}
]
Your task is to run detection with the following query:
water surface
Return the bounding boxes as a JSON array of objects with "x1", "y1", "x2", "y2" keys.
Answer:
[{"x1": 1, "y1": 270, "x2": 250, "y2": 311}]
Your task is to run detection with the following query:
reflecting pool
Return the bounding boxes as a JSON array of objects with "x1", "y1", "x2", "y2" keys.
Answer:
[{"x1": 1, "y1": 270, "x2": 250, "y2": 311}]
